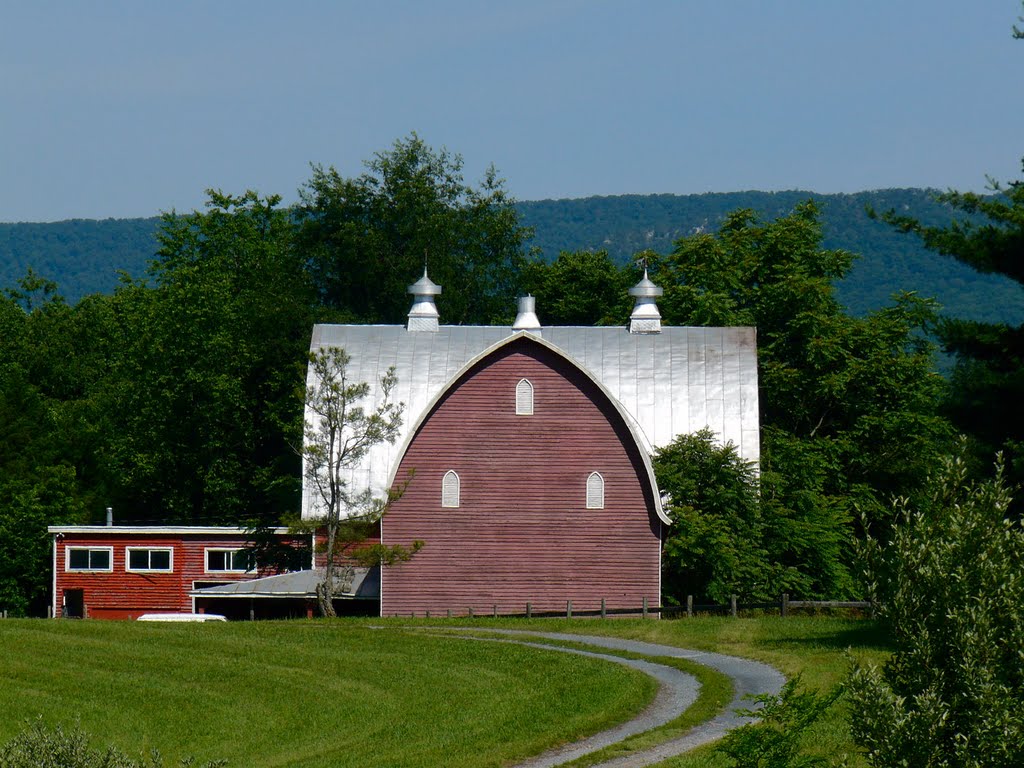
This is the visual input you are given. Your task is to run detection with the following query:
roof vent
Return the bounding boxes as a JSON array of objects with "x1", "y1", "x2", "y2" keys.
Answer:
[
  {"x1": 512, "y1": 295, "x2": 542, "y2": 335},
  {"x1": 407, "y1": 268, "x2": 442, "y2": 332},
  {"x1": 628, "y1": 268, "x2": 663, "y2": 334}
]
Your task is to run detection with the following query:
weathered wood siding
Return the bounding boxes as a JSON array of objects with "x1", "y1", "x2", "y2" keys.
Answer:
[
  {"x1": 313, "y1": 523, "x2": 381, "y2": 568},
  {"x1": 382, "y1": 338, "x2": 661, "y2": 616},
  {"x1": 54, "y1": 533, "x2": 302, "y2": 620}
]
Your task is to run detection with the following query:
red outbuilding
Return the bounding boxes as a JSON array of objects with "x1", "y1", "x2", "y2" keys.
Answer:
[{"x1": 48, "y1": 526, "x2": 307, "y2": 620}]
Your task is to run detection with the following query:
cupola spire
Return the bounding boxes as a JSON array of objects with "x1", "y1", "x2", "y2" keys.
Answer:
[
  {"x1": 407, "y1": 267, "x2": 442, "y2": 332},
  {"x1": 628, "y1": 268, "x2": 663, "y2": 334}
]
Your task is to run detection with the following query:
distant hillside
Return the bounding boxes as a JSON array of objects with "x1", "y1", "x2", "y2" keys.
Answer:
[
  {"x1": 0, "y1": 217, "x2": 159, "y2": 301},
  {"x1": 517, "y1": 189, "x2": 1024, "y2": 325},
  {"x1": 2, "y1": 190, "x2": 1021, "y2": 324}
]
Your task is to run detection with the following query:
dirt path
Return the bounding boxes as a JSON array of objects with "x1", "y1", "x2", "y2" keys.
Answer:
[{"x1": 431, "y1": 628, "x2": 785, "y2": 768}]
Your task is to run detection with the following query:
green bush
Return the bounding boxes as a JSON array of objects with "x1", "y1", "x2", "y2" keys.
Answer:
[
  {"x1": 717, "y1": 676, "x2": 844, "y2": 768},
  {"x1": 0, "y1": 721, "x2": 225, "y2": 768},
  {"x1": 848, "y1": 452, "x2": 1024, "y2": 766}
]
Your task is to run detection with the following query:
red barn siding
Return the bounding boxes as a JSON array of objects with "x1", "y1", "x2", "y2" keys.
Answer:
[
  {"x1": 54, "y1": 532, "x2": 305, "y2": 620},
  {"x1": 382, "y1": 338, "x2": 661, "y2": 616},
  {"x1": 312, "y1": 523, "x2": 381, "y2": 568}
]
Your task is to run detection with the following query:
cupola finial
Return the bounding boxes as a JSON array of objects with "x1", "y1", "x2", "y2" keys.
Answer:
[
  {"x1": 407, "y1": 267, "x2": 442, "y2": 332},
  {"x1": 628, "y1": 268, "x2": 663, "y2": 334}
]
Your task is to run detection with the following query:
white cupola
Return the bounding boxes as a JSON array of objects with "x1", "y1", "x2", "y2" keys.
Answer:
[
  {"x1": 407, "y1": 268, "x2": 442, "y2": 332},
  {"x1": 628, "y1": 268, "x2": 663, "y2": 334}
]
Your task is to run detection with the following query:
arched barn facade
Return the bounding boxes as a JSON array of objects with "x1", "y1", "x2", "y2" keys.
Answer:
[
  {"x1": 381, "y1": 336, "x2": 663, "y2": 616},
  {"x1": 300, "y1": 271, "x2": 760, "y2": 618}
]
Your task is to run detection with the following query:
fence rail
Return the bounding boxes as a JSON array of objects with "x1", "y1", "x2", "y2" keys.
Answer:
[{"x1": 397, "y1": 594, "x2": 873, "y2": 620}]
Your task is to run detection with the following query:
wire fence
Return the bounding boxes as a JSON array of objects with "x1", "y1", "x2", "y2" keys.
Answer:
[{"x1": 392, "y1": 594, "x2": 874, "y2": 620}]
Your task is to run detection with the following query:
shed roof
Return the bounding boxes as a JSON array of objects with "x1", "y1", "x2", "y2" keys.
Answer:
[
  {"x1": 189, "y1": 567, "x2": 379, "y2": 599},
  {"x1": 302, "y1": 324, "x2": 758, "y2": 520}
]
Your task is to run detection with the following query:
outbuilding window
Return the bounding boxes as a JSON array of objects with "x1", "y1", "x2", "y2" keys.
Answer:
[
  {"x1": 126, "y1": 547, "x2": 173, "y2": 573},
  {"x1": 515, "y1": 378, "x2": 534, "y2": 415},
  {"x1": 442, "y1": 470, "x2": 461, "y2": 508},
  {"x1": 205, "y1": 548, "x2": 254, "y2": 573},
  {"x1": 586, "y1": 472, "x2": 605, "y2": 509},
  {"x1": 66, "y1": 546, "x2": 113, "y2": 572}
]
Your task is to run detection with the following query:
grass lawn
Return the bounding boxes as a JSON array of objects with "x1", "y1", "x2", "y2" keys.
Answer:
[
  {"x1": 0, "y1": 615, "x2": 892, "y2": 767},
  {"x1": 0, "y1": 619, "x2": 655, "y2": 767}
]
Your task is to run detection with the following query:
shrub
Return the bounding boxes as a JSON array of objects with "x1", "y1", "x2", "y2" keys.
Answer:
[
  {"x1": 848, "y1": 452, "x2": 1024, "y2": 765},
  {"x1": 0, "y1": 720, "x2": 226, "y2": 768}
]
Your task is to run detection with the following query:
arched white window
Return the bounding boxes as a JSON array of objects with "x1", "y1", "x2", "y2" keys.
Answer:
[
  {"x1": 516, "y1": 378, "x2": 534, "y2": 415},
  {"x1": 442, "y1": 470, "x2": 461, "y2": 508},
  {"x1": 586, "y1": 472, "x2": 605, "y2": 509}
]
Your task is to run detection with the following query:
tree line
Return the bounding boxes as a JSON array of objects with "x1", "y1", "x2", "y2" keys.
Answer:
[
  {"x1": 5, "y1": 191, "x2": 1024, "y2": 327},
  {"x1": 1, "y1": 131, "x2": 1021, "y2": 622}
]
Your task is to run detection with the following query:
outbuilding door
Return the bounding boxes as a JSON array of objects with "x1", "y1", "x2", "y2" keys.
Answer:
[{"x1": 63, "y1": 589, "x2": 84, "y2": 618}]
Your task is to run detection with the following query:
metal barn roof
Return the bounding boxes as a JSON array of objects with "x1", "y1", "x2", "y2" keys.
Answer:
[{"x1": 302, "y1": 324, "x2": 758, "y2": 520}]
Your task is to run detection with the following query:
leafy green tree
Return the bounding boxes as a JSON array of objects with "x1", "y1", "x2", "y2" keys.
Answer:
[
  {"x1": 881, "y1": 170, "x2": 1024, "y2": 502},
  {"x1": 520, "y1": 249, "x2": 631, "y2": 325},
  {"x1": 848, "y1": 451, "x2": 1024, "y2": 766},
  {"x1": 873, "y1": 8, "x2": 1024, "y2": 505},
  {"x1": 300, "y1": 346, "x2": 418, "y2": 617},
  {"x1": 655, "y1": 429, "x2": 767, "y2": 603},
  {"x1": 296, "y1": 133, "x2": 532, "y2": 325},
  {"x1": 101, "y1": 190, "x2": 315, "y2": 524},
  {"x1": 0, "y1": 288, "x2": 91, "y2": 615},
  {"x1": 650, "y1": 203, "x2": 952, "y2": 596}
]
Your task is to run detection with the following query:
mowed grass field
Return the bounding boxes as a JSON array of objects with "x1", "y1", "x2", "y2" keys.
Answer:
[
  {"x1": 0, "y1": 616, "x2": 891, "y2": 767},
  {"x1": 0, "y1": 620, "x2": 655, "y2": 767}
]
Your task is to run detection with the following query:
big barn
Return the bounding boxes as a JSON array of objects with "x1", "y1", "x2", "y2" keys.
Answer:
[
  {"x1": 49, "y1": 270, "x2": 759, "y2": 619},
  {"x1": 302, "y1": 271, "x2": 759, "y2": 617}
]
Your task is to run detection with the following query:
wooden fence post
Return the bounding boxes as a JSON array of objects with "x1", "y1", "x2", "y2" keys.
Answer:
[
  {"x1": 526, "y1": 602, "x2": 532, "y2": 619},
  {"x1": 642, "y1": 596, "x2": 648, "y2": 619},
  {"x1": 425, "y1": 610, "x2": 430, "y2": 618},
  {"x1": 566, "y1": 600, "x2": 572, "y2": 619},
  {"x1": 687, "y1": 595, "x2": 693, "y2": 618},
  {"x1": 468, "y1": 607, "x2": 474, "y2": 618},
  {"x1": 730, "y1": 595, "x2": 737, "y2": 618},
  {"x1": 447, "y1": 609, "x2": 452, "y2": 618},
  {"x1": 600, "y1": 598, "x2": 606, "y2": 619},
  {"x1": 781, "y1": 593, "x2": 789, "y2": 618},
  {"x1": 493, "y1": 604, "x2": 498, "y2": 618}
]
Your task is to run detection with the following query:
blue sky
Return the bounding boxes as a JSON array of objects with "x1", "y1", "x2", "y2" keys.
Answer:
[{"x1": 2, "y1": 1, "x2": 1022, "y2": 222}]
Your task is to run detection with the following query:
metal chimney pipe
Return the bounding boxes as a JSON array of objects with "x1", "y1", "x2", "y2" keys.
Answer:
[
  {"x1": 512, "y1": 295, "x2": 542, "y2": 333},
  {"x1": 106, "y1": 507, "x2": 113, "y2": 526}
]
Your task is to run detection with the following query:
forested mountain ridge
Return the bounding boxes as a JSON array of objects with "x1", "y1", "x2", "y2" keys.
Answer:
[
  {"x1": 0, "y1": 217, "x2": 160, "y2": 300},
  {"x1": 2, "y1": 189, "x2": 1021, "y2": 324},
  {"x1": 518, "y1": 188, "x2": 1024, "y2": 324}
]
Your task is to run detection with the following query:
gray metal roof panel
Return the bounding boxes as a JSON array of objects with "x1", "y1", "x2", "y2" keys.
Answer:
[
  {"x1": 303, "y1": 325, "x2": 759, "y2": 519},
  {"x1": 190, "y1": 567, "x2": 380, "y2": 599}
]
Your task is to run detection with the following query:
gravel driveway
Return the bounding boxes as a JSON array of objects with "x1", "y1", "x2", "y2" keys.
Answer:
[{"x1": 430, "y1": 628, "x2": 785, "y2": 768}]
